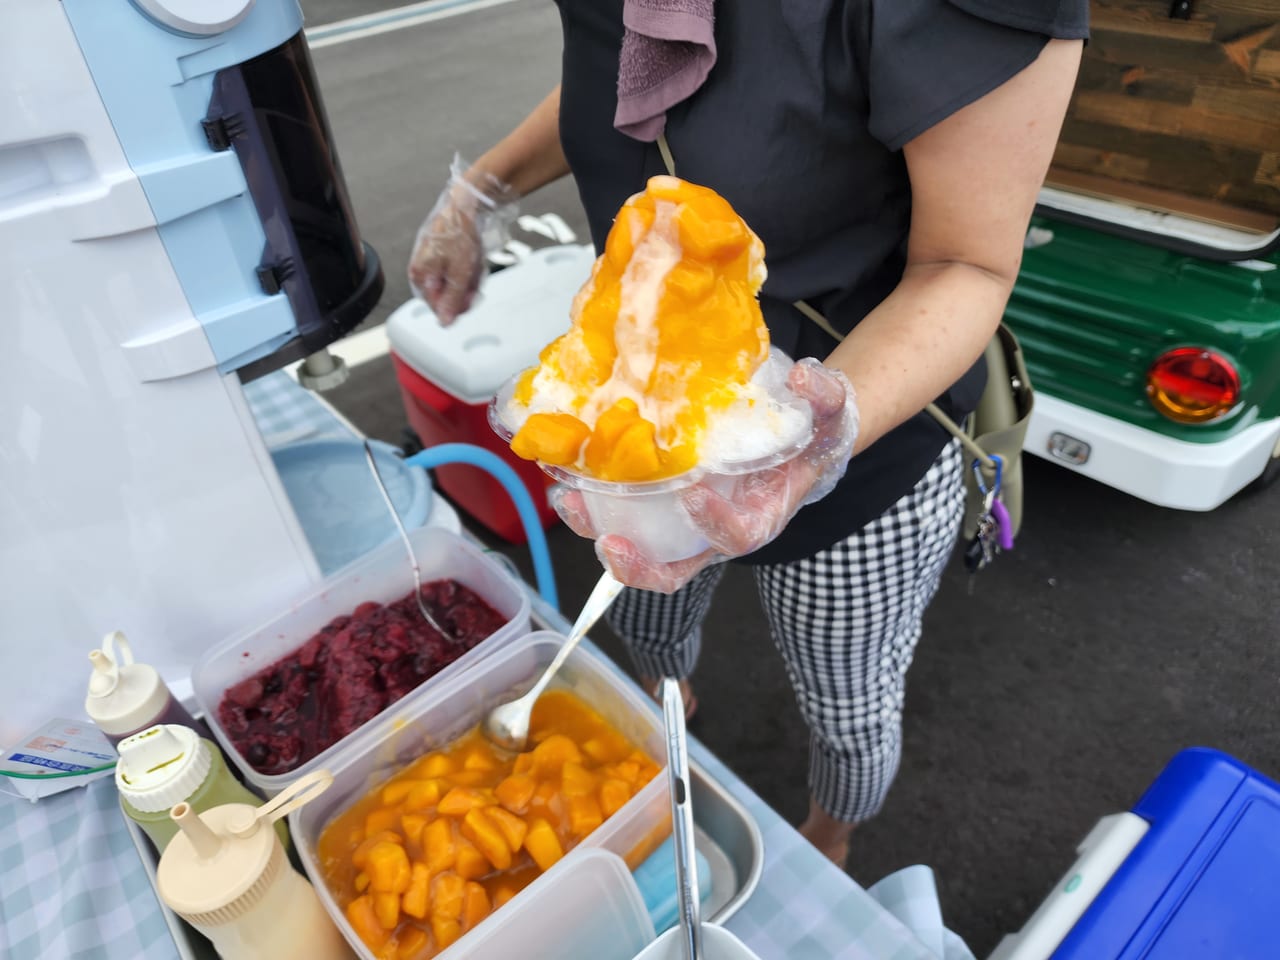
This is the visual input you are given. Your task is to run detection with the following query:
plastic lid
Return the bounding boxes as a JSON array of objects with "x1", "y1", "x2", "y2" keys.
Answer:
[
  {"x1": 269, "y1": 438, "x2": 431, "y2": 576},
  {"x1": 115, "y1": 725, "x2": 212, "y2": 813},
  {"x1": 387, "y1": 243, "x2": 594, "y2": 404},
  {"x1": 85, "y1": 631, "x2": 171, "y2": 736},
  {"x1": 157, "y1": 771, "x2": 332, "y2": 926}
]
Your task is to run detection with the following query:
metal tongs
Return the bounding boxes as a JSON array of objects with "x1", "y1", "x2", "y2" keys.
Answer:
[
  {"x1": 363, "y1": 439, "x2": 452, "y2": 641},
  {"x1": 663, "y1": 677, "x2": 703, "y2": 960}
]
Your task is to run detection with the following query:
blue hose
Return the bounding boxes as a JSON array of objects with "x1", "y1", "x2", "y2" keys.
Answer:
[{"x1": 405, "y1": 444, "x2": 559, "y2": 611}]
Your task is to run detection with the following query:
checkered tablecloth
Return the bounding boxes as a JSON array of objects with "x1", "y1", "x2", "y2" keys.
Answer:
[
  {"x1": 0, "y1": 781, "x2": 175, "y2": 960},
  {"x1": 241, "y1": 369, "x2": 361, "y2": 447},
  {"x1": 0, "y1": 372, "x2": 975, "y2": 960}
]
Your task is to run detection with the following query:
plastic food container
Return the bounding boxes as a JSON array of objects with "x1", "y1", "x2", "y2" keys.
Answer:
[
  {"x1": 488, "y1": 348, "x2": 814, "y2": 562},
  {"x1": 290, "y1": 631, "x2": 672, "y2": 960},
  {"x1": 192, "y1": 526, "x2": 531, "y2": 796},
  {"x1": 439, "y1": 848, "x2": 655, "y2": 960},
  {"x1": 631, "y1": 924, "x2": 764, "y2": 960}
]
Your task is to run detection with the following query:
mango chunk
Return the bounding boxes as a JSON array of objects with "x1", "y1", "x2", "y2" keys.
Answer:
[
  {"x1": 431, "y1": 872, "x2": 465, "y2": 921},
  {"x1": 401, "y1": 863, "x2": 430, "y2": 920},
  {"x1": 600, "y1": 778, "x2": 633, "y2": 818},
  {"x1": 461, "y1": 807, "x2": 512, "y2": 871},
  {"x1": 404, "y1": 780, "x2": 442, "y2": 812},
  {"x1": 374, "y1": 891, "x2": 401, "y2": 930},
  {"x1": 396, "y1": 927, "x2": 430, "y2": 960},
  {"x1": 423, "y1": 818, "x2": 456, "y2": 873},
  {"x1": 568, "y1": 794, "x2": 604, "y2": 839},
  {"x1": 483, "y1": 805, "x2": 529, "y2": 853},
  {"x1": 531, "y1": 734, "x2": 583, "y2": 776},
  {"x1": 463, "y1": 880, "x2": 490, "y2": 930},
  {"x1": 511, "y1": 413, "x2": 591, "y2": 466},
  {"x1": 354, "y1": 871, "x2": 371, "y2": 894},
  {"x1": 346, "y1": 895, "x2": 390, "y2": 950},
  {"x1": 438, "y1": 787, "x2": 491, "y2": 818},
  {"x1": 523, "y1": 817, "x2": 564, "y2": 872},
  {"x1": 494, "y1": 773, "x2": 536, "y2": 814},
  {"x1": 365, "y1": 807, "x2": 401, "y2": 838},
  {"x1": 561, "y1": 761, "x2": 598, "y2": 798},
  {"x1": 367, "y1": 840, "x2": 412, "y2": 894},
  {"x1": 381, "y1": 780, "x2": 417, "y2": 806},
  {"x1": 454, "y1": 837, "x2": 490, "y2": 881},
  {"x1": 603, "y1": 418, "x2": 661, "y2": 481},
  {"x1": 420, "y1": 753, "x2": 456, "y2": 778},
  {"x1": 400, "y1": 814, "x2": 427, "y2": 846},
  {"x1": 462, "y1": 743, "x2": 501, "y2": 772},
  {"x1": 431, "y1": 917, "x2": 462, "y2": 952},
  {"x1": 352, "y1": 831, "x2": 402, "y2": 870}
]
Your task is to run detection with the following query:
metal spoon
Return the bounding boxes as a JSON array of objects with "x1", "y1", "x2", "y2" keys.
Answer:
[
  {"x1": 362, "y1": 439, "x2": 453, "y2": 641},
  {"x1": 483, "y1": 570, "x2": 624, "y2": 751}
]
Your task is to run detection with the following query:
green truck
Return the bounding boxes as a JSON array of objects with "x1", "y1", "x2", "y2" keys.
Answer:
[{"x1": 1006, "y1": 1, "x2": 1280, "y2": 510}]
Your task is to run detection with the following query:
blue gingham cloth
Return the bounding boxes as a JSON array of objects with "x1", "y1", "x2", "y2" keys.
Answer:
[
  {"x1": 0, "y1": 784, "x2": 176, "y2": 960},
  {"x1": 241, "y1": 370, "x2": 359, "y2": 447},
  {"x1": 0, "y1": 373, "x2": 975, "y2": 960}
]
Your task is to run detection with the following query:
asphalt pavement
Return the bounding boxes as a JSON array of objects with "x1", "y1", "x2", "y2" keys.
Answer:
[{"x1": 302, "y1": 2, "x2": 1280, "y2": 954}]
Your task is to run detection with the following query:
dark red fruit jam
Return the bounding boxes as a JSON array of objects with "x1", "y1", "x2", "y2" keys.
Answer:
[{"x1": 217, "y1": 580, "x2": 507, "y2": 775}]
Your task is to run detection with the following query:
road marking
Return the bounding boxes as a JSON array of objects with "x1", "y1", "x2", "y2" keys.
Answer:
[{"x1": 306, "y1": 0, "x2": 525, "y2": 48}]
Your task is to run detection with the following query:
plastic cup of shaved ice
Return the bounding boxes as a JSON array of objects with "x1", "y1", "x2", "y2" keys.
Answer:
[{"x1": 489, "y1": 348, "x2": 814, "y2": 562}]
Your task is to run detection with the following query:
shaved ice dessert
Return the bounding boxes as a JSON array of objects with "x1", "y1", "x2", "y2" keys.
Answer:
[
  {"x1": 498, "y1": 176, "x2": 810, "y2": 483},
  {"x1": 490, "y1": 176, "x2": 812, "y2": 560}
]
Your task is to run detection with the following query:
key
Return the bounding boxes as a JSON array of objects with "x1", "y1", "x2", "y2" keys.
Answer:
[{"x1": 964, "y1": 511, "x2": 998, "y2": 593}]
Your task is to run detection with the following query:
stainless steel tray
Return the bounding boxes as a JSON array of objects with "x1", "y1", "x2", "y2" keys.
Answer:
[{"x1": 127, "y1": 757, "x2": 763, "y2": 957}]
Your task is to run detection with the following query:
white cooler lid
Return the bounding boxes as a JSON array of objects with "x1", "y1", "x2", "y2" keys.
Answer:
[{"x1": 388, "y1": 243, "x2": 596, "y2": 405}]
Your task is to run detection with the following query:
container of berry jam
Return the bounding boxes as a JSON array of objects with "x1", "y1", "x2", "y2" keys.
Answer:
[{"x1": 192, "y1": 526, "x2": 531, "y2": 796}]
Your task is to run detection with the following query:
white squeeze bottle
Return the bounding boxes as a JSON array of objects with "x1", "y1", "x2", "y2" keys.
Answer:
[
  {"x1": 157, "y1": 770, "x2": 353, "y2": 960},
  {"x1": 86, "y1": 631, "x2": 202, "y2": 744}
]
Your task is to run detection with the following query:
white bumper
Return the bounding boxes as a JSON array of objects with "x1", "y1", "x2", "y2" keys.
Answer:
[{"x1": 1024, "y1": 393, "x2": 1280, "y2": 511}]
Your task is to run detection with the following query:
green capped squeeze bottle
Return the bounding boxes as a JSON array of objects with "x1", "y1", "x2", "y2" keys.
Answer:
[{"x1": 115, "y1": 724, "x2": 288, "y2": 853}]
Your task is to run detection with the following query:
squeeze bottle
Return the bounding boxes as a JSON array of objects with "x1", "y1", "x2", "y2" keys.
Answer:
[
  {"x1": 157, "y1": 770, "x2": 352, "y2": 960},
  {"x1": 115, "y1": 724, "x2": 286, "y2": 853},
  {"x1": 85, "y1": 631, "x2": 202, "y2": 744}
]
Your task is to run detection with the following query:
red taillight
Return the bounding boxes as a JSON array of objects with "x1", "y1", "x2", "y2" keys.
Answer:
[{"x1": 1147, "y1": 348, "x2": 1240, "y2": 423}]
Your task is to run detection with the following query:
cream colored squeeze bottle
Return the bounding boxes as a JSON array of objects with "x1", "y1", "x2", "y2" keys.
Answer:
[{"x1": 157, "y1": 770, "x2": 352, "y2": 960}]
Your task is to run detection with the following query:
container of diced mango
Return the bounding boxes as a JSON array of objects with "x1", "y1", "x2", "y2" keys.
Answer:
[{"x1": 291, "y1": 631, "x2": 683, "y2": 960}]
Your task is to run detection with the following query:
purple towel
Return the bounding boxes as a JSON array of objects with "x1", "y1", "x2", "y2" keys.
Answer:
[{"x1": 615, "y1": 0, "x2": 716, "y2": 142}]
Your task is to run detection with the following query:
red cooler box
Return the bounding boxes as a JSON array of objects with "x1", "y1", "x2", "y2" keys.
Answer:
[{"x1": 387, "y1": 244, "x2": 596, "y2": 542}]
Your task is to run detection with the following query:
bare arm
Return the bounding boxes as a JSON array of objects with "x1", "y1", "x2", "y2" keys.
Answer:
[
  {"x1": 469, "y1": 85, "x2": 570, "y2": 197},
  {"x1": 826, "y1": 38, "x2": 1083, "y2": 452}
]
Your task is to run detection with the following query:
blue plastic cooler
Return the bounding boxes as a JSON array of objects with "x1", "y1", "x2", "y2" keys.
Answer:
[{"x1": 994, "y1": 747, "x2": 1280, "y2": 959}]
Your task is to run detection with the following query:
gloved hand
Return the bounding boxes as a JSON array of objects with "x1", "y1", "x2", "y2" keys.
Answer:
[
  {"x1": 407, "y1": 153, "x2": 518, "y2": 326},
  {"x1": 552, "y1": 358, "x2": 859, "y2": 593}
]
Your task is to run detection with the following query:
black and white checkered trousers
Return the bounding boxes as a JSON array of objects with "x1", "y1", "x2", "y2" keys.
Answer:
[{"x1": 605, "y1": 439, "x2": 966, "y2": 823}]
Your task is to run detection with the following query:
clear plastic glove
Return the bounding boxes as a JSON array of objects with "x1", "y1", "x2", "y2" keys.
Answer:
[
  {"x1": 407, "y1": 153, "x2": 518, "y2": 326},
  {"x1": 551, "y1": 359, "x2": 860, "y2": 593}
]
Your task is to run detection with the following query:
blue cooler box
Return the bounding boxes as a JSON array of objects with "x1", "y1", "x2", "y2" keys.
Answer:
[{"x1": 993, "y1": 747, "x2": 1280, "y2": 959}]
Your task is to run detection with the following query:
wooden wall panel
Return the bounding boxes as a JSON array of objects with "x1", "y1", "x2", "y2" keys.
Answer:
[{"x1": 1047, "y1": 0, "x2": 1280, "y2": 228}]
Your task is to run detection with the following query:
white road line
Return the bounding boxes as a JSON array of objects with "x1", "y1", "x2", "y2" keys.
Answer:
[{"x1": 306, "y1": 0, "x2": 524, "y2": 48}]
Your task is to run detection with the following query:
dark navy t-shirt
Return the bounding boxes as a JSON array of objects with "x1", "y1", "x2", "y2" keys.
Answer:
[{"x1": 552, "y1": 0, "x2": 1088, "y2": 564}]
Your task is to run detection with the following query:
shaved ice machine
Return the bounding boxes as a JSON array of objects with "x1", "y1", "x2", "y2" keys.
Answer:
[{"x1": 0, "y1": 0, "x2": 384, "y2": 743}]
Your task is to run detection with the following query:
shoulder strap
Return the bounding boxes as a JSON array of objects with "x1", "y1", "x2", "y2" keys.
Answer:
[{"x1": 654, "y1": 132, "x2": 993, "y2": 469}]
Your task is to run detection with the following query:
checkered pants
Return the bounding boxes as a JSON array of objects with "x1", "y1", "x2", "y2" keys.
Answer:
[{"x1": 606, "y1": 440, "x2": 965, "y2": 823}]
